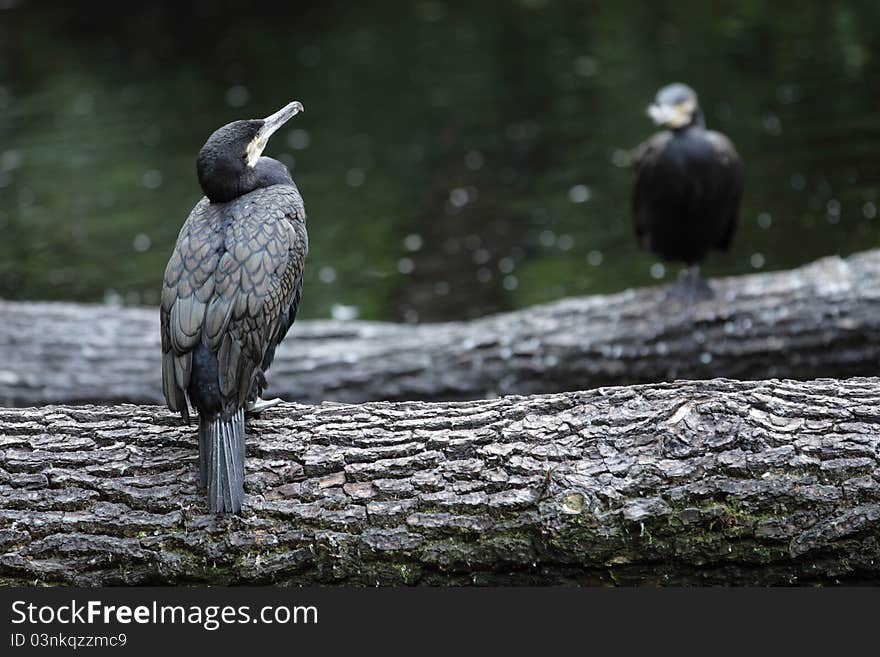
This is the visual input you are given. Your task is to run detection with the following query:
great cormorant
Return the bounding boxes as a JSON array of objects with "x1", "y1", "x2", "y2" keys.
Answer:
[
  {"x1": 632, "y1": 83, "x2": 743, "y2": 299},
  {"x1": 160, "y1": 100, "x2": 308, "y2": 514}
]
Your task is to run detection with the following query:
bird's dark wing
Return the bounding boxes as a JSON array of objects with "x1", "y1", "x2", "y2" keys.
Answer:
[
  {"x1": 161, "y1": 185, "x2": 307, "y2": 417},
  {"x1": 706, "y1": 130, "x2": 744, "y2": 250},
  {"x1": 631, "y1": 131, "x2": 672, "y2": 250},
  {"x1": 160, "y1": 197, "x2": 221, "y2": 421},
  {"x1": 259, "y1": 275, "x2": 303, "y2": 378}
]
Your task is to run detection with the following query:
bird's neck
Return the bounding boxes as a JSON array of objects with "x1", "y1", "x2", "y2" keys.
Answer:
[
  {"x1": 199, "y1": 157, "x2": 293, "y2": 203},
  {"x1": 673, "y1": 109, "x2": 706, "y2": 134}
]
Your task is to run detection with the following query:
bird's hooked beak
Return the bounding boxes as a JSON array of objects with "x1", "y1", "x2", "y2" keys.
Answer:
[
  {"x1": 647, "y1": 99, "x2": 695, "y2": 129},
  {"x1": 246, "y1": 100, "x2": 305, "y2": 167}
]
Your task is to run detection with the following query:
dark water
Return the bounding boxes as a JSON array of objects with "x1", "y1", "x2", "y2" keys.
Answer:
[{"x1": 1, "y1": 1, "x2": 879, "y2": 322}]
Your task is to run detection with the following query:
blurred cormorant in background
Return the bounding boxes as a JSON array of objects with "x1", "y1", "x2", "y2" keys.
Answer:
[
  {"x1": 632, "y1": 83, "x2": 743, "y2": 300},
  {"x1": 160, "y1": 100, "x2": 308, "y2": 513}
]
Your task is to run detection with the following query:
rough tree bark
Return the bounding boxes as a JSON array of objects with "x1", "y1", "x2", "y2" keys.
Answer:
[
  {"x1": 2, "y1": 250, "x2": 880, "y2": 407},
  {"x1": 1, "y1": 377, "x2": 878, "y2": 586}
]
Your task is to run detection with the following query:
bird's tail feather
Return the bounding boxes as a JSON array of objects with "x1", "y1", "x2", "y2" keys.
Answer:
[{"x1": 198, "y1": 408, "x2": 246, "y2": 514}]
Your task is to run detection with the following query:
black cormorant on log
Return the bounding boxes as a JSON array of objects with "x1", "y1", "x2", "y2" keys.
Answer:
[
  {"x1": 160, "y1": 100, "x2": 308, "y2": 513},
  {"x1": 632, "y1": 83, "x2": 743, "y2": 299}
]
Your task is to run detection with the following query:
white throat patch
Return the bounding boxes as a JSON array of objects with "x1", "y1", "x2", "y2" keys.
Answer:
[{"x1": 246, "y1": 136, "x2": 266, "y2": 168}]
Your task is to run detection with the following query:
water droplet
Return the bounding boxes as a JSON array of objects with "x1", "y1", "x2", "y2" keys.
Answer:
[
  {"x1": 587, "y1": 250, "x2": 603, "y2": 266},
  {"x1": 225, "y1": 85, "x2": 250, "y2": 108},
  {"x1": 762, "y1": 113, "x2": 782, "y2": 136},
  {"x1": 863, "y1": 201, "x2": 877, "y2": 219},
  {"x1": 750, "y1": 253, "x2": 766, "y2": 269},
  {"x1": 557, "y1": 234, "x2": 574, "y2": 250},
  {"x1": 346, "y1": 168, "x2": 366, "y2": 187},
  {"x1": 776, "y1": 84, "x2": 800, "y2": 104},
  {"x1": 397, "y1": 257, "x2": 415, "y2": 274},
  {"x1": 568, "y1": 184, "x2": 591, "y2": 203},
  {"x1": 103, "y1": 289, "x2": 122, "y2": 306},
  {"x1": 318, "y1": 266, "x2": 336, "y2": 283},
  {"x1": 331, "y1": 303, "x2": 358, "y2": 321},
  {"x1": 132, "y1": 233, "x2": 151, "y2": 252},
  {"x1": 757, "y1": 212, "x2": 772, "y2": 229},
  {"x1": 0, "y1": 150, "x2": 21, "y2": 171},
  {"x1": 463, "y1": 234, "x2": 481, "y2": 250},
  {"x1": 611, "y1": 149, "x2": 631, "y2": 168},
  {"x1": 449, "y1": 187, "x2": 469, "y2": 207},
  {"x1": 142, "y1": 169, "x2": 163, "y2": 189},
  {"x1": 503, "y1": 275, "x2": 518, "y2": 291},
  {"x1": 539, "y1": 230, "x2": 556, "y2": 247},
  {"x1": 498, "y1": 257, "x2": 515, "y2": 274},
  {"x1": 403, "y1": 234, "x2": 423, "y2": 252},
  {"x1": 472, "y1": 248, "x2": 490, "y2": 265},
  {"x1": 650, "y1": 263, "x2": 666, "y2": 279},
  {"x1": 465, "y1": 150, "x2": 484, "y2": 170},
  {"x1": 286, "y1": 129, "x2": 310, "y2": 150},
  {"x1": 574, "y1": 55, "x2": 599, "y2": 77}
]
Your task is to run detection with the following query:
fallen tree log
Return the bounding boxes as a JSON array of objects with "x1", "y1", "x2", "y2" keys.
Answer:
[
  {"x1": 2, "y1": 250, "x2": 880, "y2": 407},
  {"x1": 1, "y1": 377, "x2": 878, "y2": 585}
]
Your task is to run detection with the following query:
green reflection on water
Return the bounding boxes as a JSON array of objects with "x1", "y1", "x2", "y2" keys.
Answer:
[{"x1": 1, "y1": 1, "x2": 879, "y2": 321}]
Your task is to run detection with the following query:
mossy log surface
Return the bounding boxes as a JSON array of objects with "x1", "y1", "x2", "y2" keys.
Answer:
[
  {"x1": 3, "y1": 250, "x2": 880, "y2": 407},
  {"x1": 1, "y1": 377, "x2": 879, "y2": 585}
]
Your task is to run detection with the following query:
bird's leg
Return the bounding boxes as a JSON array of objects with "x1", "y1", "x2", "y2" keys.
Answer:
[
  {"x1": 679, "y1": 264, "x2": 715, "y2": 303},
  {"x1": 665, "y1": 264, "x2": 715, "y2": 306},
  {"x1": 684, "y1": 265, "x2": 715, "y2": 301},
  {"x1": 246, "y1": 397, "x2": 284, "y2": 415}
]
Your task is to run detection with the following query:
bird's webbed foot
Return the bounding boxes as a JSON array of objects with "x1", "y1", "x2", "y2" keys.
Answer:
[
  {"x1": 246, "y1": 397, "x2": 284, "y2": 416},
  {"x1": 664, "y1": 265, "x2": 715, "y2": 306}
]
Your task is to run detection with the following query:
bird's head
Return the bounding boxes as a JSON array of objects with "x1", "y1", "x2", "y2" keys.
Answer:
[
  {"x1": 197, "y1": 100, "x2": 304, "y2": 203},
  {"x1": 647, "y1": 83, "x2": 703, "y2": 130}
]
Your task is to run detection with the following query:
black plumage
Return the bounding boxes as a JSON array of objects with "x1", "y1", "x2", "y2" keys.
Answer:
[
  {"x1": 160, "y1": 101, "x2": 308, "y2": 513},
  {"x1": 632, "y1": 83, "x2": 743, "y2": 293}
]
